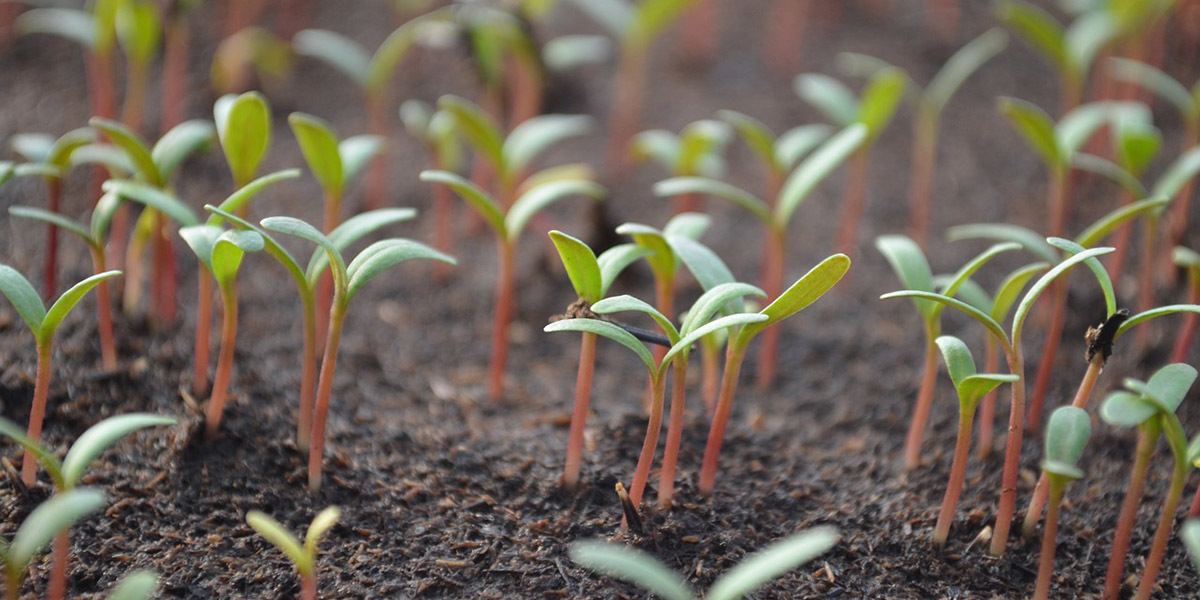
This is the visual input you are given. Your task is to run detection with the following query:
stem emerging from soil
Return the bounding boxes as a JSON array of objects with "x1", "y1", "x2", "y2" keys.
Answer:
[
  {"x1": 562, "y1": 332, "x2": 597, "y2": 489},
  {"x1": 489, "y1": 239, "x2": 515, "y2": 401},
  {"x1": 977, "y1": 338, "x2": 998, "y2": 460},
  {"x1": 628, "y1": 373, "x2": 666, "y2": 510},
  {"x1": 756, "y1": 226, "x2": 786, "y2": 390},
  {"x1": 1102, "y1": 420, "x2": 1160, "y2": 600},
  {"x1": 904, "y1": 320, "x2": 939, "y2": 471},
  {"x1": 20, "y1": 342, "x2": 52, "y2": 486},
  {"x1": 193, "y1": 271, "x2": 214, "y2": 397},
  {"x1": 48, "y1": 531, "x2": 67, "y2": 600},
  {"x1": 699, "y1": 343, "x2": 748, "y2": 496},
  {"x1": 932, "y1": 402, "x2": 975, "y2": 548},
  {"x1": 1134, "y1": 458, "x2": 1188, "y2": 600},
  {"x1": 658, "y1": 359, "x2": 687, "y2": 509},
  {"x1": 297, "y1": 295, "x2": 318, "y2": 453},
  {"x1": 205, "y1": 281, "x2": 240, "y2": 437},
  {"x1": 989, "y1": 347, "x2": 1025, "y2": 556},
  {"x1": 1033, "y1": 483, "x2": 1065, "y2": 600}
]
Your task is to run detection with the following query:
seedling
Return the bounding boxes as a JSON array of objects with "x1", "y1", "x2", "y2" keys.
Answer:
[
  {"x1": 421, "y1": 150, "x2": 601, "y2": 402},
  {"x1": 211, "y1": 27, "x2": 293, "y2": 96},
  {"x1": 876, "y1": 235, "x2": 1019, "y2": 470},
  {"x1": 215, "y1": 91, "x2": 272, "y2": 197},
  {"x1": 699, "y1": 254, "x2": 850, "y2": 496},
  {"x1": 0, "y1": 265, "x2": 121, "y2": 485},
  {"x1": 246, "y1": 506, "x2": 340, "y2": 600},
  {"x1": 115, "y1": 0, "x2": 160, "y2": 134},
  {"x1": 289, "y1": 113, "x2": 385, "y2": 233},
  {"x1": 206, "y1": 205, "x2": 417, "y2": 451},
  {"x1": 653, "y1": 124, "x2": 867, "y2": 389},
  {"x1": 0, "y1": 413, "x2": 175, "y2": 600},
  {"x1": 0, "y1": 488, "x2": 105, "y2": 600},
  {"x1": 1172, "y1": 247, "x2": 1200, "y2": 363},
  {"x1": 563, "y1": 0, "x2": 701, "y2": 174},
  {"x1": 9, "y1": 194, "x2": 123, "y2": 369},
  {"x1": 569, "y1": 526, "x2": 838, "y2": 600},
  {"x1": 293, "y1": 9, "x2": 449, "y2": 208},
  {"x1": 631, "y1": 119, "x2": 729, "y2": 214},
  {"x1": 451, "y1": 5, "x2": 545, "y2": 128},
  {"x1": 794, "y1": 68, "x2": 906, "y2": 255},
  {"x1": 837, "y1": 30, "x2": 1008, "y2": 245},
  {"x1": 546, "y1": 305, "x2": 767, "y2": 511},
  {"x1": 1033, "y1": 406, "x2": 1091, "y2": 600},
  {"x1": 262, "y1": 215, "x2": 455, "y2": 491},
  {"x1": 399, "y1": 100, "x2": 463, "y2": 279},
  {"x1": 547, "y1": 230, "x2": 647, "y2": 489},
  {"x1": 1099, "y1": 365, "x2": 1200, "y2": 600},
  {"x1": 1183, "y1": 520, "x2": 1200, "y2": 573},
  {"x1": 717, "y1": 110, "x2": 831, "y2": 202},
  {"x1": 882, "y1": 241, "x2": 1115, "y2": 555},
  {"x1": 930, "y1": 335, "x2": 1018, "y2": 548}
]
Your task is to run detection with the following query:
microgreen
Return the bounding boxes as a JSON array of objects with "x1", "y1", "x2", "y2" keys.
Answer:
[
  {"x1": 930, "y1": 335, "x2": 1018, "y2": 548},
  {"x1": 400, "y1": 100, "x2": 463, "y2": 278},
  {"x1": 569, "y1": 526, "x2": 838, "y2": 600},
  {"x1": 0, "y1": 265, "x2": 122, "y2": 485},
  {"x1": 215, "y1": 91, "x2": 272, "y2": 192},
  {"x1": 548, "y1": 230, "x2": 647, "y2": 489},
  {"x1": 114, "y1": 0, "x2": 160, "y2": 133},
  {"x1": 289, "y1": 112, "x2": 385, "y2": 233},
  {"x1": 421, "y1": 143, "x2": 602, "y2": 401},
  {"x1": 207, "y1": 205, "x2": 417, "y2": 451},
  {"x1": 211, "y1": 27, "x2": 293, "y2": 96},
  {"x1": 1032, "y1": 406, "x2": 1091, "y2": 600},
  {"x1": 246, "y1": 506, "x2": 340, "y2": 600},
  {"x1": 653, "y1": 124, "x2": 867, "y2": 389},
  {"x1": 0, "y1": 488, "x2": 105, "y2": 600},
  {"x1": 632, "y1": 119, "x2": 729, "y2": 213},
  {"x1": 451, "y1": 5, "x2": 546, "y2": 127},
  {"x1": 1172, "y1": 247, "x2": 1200, "y2": 363},
  {"x1": 262, "y1": 215, "x2": 455, "y2": 491},
  {"x1": 1099, "y1": 364, "x2": 1199, "y2": 600},
  {"x1": 795, "y1": 67, "x2": 906, "y2": 254}
]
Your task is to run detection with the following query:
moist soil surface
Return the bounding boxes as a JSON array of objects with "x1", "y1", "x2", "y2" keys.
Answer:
[{"x1": 2, "y1": 1, "x2": 1200, "y2": 598}]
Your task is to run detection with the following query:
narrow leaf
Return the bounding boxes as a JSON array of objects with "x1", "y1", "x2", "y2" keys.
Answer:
[
  {"x1": 9, "y1": 488, "x2": 105, "y2": 575},
  {"x1": 208, "y1": 169, "x2": 302, "y2": 226},
  {"x1": 592, "y1": 294, "x2": 680, "y2": 343},
  {"x1": 246, "y1": 511, "x2": 310, "y2": 574},
  {"x1": 151, "y1": 120, "x2": 215, "y2": 182},
  {"x1": 506, "y1": 180, "x2": 604, "y2": 242},
  {"x1": 741, "y1": 254, "x2": 850, "y2": 342},
  {"x1": 707, "y1": 527, "x2": 840, "y2": 600},
  {"x1": 61, "y1": 414, "x2": 175, "y2": 488},
  {"x1": 103, "y1": 180, "x2": 198, "y2": 227},
  {"x1": 41, "y1": 271, "x2": 122, "y2": 342},
  {"x1": 876, "y1": 235, "x2": 936, "y2": 320},
  {"x1": 293, "y1": 29, "x2": 371, "y2": 87},
  {"x1": 505, "y1": 114, "x2": 593, "y2": 172},
  {"x1": 548, "y1": 231, "x2": 602, "y2": 303},
  {"x1": 794, "y1": 74, "x2": 859, "y2": 126},
  {"x1": 419, "y1": 170, "x2": 506, "y2": 236},
  {"x1": 345, "y1": 239, "x2": 455, "y2": 300},
  {"x1": 289, "y1": 112, "x2": 343, "y2": 194},
  {"x1": 775, "y1": 124, "x2": 867, "y2": 225},
  {"x1": 655, "y1": 177, "x2": 770, "y2": 224},
  {"x1": 568, "y1": 541, "x2": 693, "y2": 600},
  {"x1": 545, "y1": 318, "x2": 655, "y2": 372}
]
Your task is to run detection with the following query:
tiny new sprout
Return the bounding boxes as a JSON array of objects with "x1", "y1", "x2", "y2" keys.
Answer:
[
  {"x1": 262, "y1": 215, "x2": 455, "y2": 491},
  {"x1": 1099, "y1": 365, "x2": 1200, "y2": 600},
  {"x1": 9, "y1": 194, "x2": 123, "y2": 369},
  {"x1": 631, "y1": 119, "x2": 730, "y2": 214},
  {"x1": 0, "y1": 265, "x2": 121, "y2": 485},
  {"x1": 838, "y1": 30, "x2": 1008, "y2": 246},
  {"x1": 399, "y1": 100, "x2": 463, "y2": 279},
  {"x1": 882, "y1": 241, "x2": 1115, "y2": 555},
  {"x1": 876, "y1": 235, "x2": 1019, "y2": 470},
  {"x1": 795, "y1": 68, "x2": 906, "y2": 255},
  {"x1": 294, "y1": 9, "x2": 449, "y2": 208},
  {"x1": 0, "y1": 413, "x2": 174, "y2": 600},
  {"x1": 288, "y1": 113, "x2": 386, "y2": 233},
  {"x1": 1173, "y1": 247, "x2": 1200, "y2": 363},
  {"x1": 930, "y1": 335, "x2": 1018, "y2": 548},
  {"x1": 8, "y1": 128, "x2": 96, "y2": 298},
  {"x1": 0, "y1": 488, "x2": 105, "y2": 600},
  {"x1": 215, "y1": 91, "x2": 272, "y2": 197},
  {"x1": 654, "y1": 123, "x2": 867, "y2": 389},
  {"x1": 115, "y1": 0, "x2": 161, "y2": 134},
  {"x1": 1033, "y1": 406, "x2": 1091, "y2": 600},
  {"x1": 569, "y1": 526, "x2": 838, "y2": 600},
  {"x1": 547, "y1": 230, "x2": 646, "y2": 489},
  {"x1": 206, "y1": 205, "x2": 417, "y2": 451},
  {"x1": 246, "y1": 506, "x2": 340, "y2": 600}
]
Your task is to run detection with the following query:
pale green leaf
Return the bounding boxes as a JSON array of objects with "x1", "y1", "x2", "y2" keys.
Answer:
[
  {"x1": 568, "y1": 541, "x2": 693, "y2": 600},
  {"x1": 663, "y1": 312, "x2": 767, "y2": 367},
  {"x1": 946, "y1": 223, "x2": 1058, "y2": 263},
  {"x1": 881, "y1": 290, "x2": 1009, "y2": 346},
  {"x1": 1109, "y1": 58, "x2": 1197, "y2": 120},
  {"x1": 1152, "y1": 147, "x2": 1200, "y2": 201},
  {"x1": 340, "y1": 135, "x2": 387, "y2": 186},
  {"x1": 958, "y1": 374, "x2": 1018, "y2": 406},
  {"x1": 106, "y1": 570, "x2": 159, "y2": 600},
  {"x1": 1116, "y1": 305, "x2": 1200, "y2": 340},
  {"x1": 1012, "y1": 246, "x2": 1115, "y2": 342},
  {"x1": 304, "y1": 506, "x2": 341, "y2": 556},
  {"x1": 17, "y1": 8, "x2": 97, "y2": 49},
  {"x1": 718, "y1": 110, "x2": 777, "y2": 170},
  {"x1": 740, "y1": 254, "x2": 850, "y2": 342},
  {"x1": 998, "y1": 97, "x2": 1062, "y2": 168},
  {"x1": 876, "y1": 235, "x2": 936, "y2": 320},
  {"x1": 61, "y1": 414, "x2": 175, "y2": 488},
  {"x1": 293, "y1": 29, "x2": 371, "y2": 87},
  {"x1": 11, "y1": 133, "x2": 55, "y2": 164},
  {"x1": 542, "y1": 35, "x2": 612, "y2": 72},
  {"x1": 345, "y1": 239, "x2": 454, "y2": 300},
  {"x1": 707, "y1": 527, "x2": 839, "y2": 600},
  {"x1": 208, "y1": 169, "x2": 302, "y2": 226},
  {"x1": 1100, "y1": 390, "x2": 1154, "y2": 426},
  {"x1": 115, "y1": 0, "x2": 161, "y2": 64},
  {"x1": 1175, "y1": 247, "x2": 1200, "y2": 269},
  {"x1": 419, "y1": 170, "x2": 506, "y2": 236},
  {"x1": 655, "y1": 177, "x2": 769, "y2": 224},
  {"x1": 1071, "y1": 153, "x2": 1147, "y2": 197},
  {"x1": 597, "y1": 243, "x2": 649, "y2": 295},
  {"x1": 211, "y1": 230, "x2": 263, "y2": 283},
  {"x1": 151, "y1": 120, "x2": 215, "y2": 182},
  {"x1": 548, "y1": 230, "x2": 602, "y2": 303},
  {"x1": 857, "y1": 68, "x2": 908, "y2": 140},
  {"x1": 775, "y1": 124, "x2": 867, "y2": 225},
  {"x1": 1042, "y1": 406, "x2": 1091, "y2": 479},
  {"x1": 592, "y1": 294, "x2": 679, "y2": 342},
  {"x1": 41, "y1": 271, "x2": 122, "y2": 342},
  {"x1": 366, "y1": 13, "x2": 443, "y2": 92},
  {"x1": 662, "y1": 212, "x2": 710, "y2": 240},
  {"x1": 71, "y1": 144, "x2": 136, "y2": 177},
  {"x1": 103, "y1": 180, "x2": 198, "y2": 227},
  {"x1": 439, "y1": 95, "x2": 505, "y2": 172},
  {"x1": 246, "y1": 511, "x2": 311, "y2": 575},
  {"x1": 9, "y1": 207, "x2": 94, "y2": 247},
  {"x1": 9, "y1": 489, "x2": 105, "y2": 576},
  {"x1": 289, "y1": 112, "x2": 343, "y2": 194},
  {"x1": 681, "y1": 282, "x2": 766, "y2": 337},
  {"x1": 505, "y1": 115, "x2": 593, "y2": 172},
  {"x1": 545, "y1": 318, "x2": 655, "y2": 373},
  {"x1": 0, "y1": 417, "x2": 63, "y2": 487},
  {"x1": 1075, "y1": 196, "x2": 1169, "y2": 247},
  {"x1": 506, "y1": 179, "x2": 604, "y2": 242},
  {"x1": 665, "y1": 235, "x2": 734, "y2": 291},
  {"x1": 935, "y1": 335, "x2": 977, "y2": 388},
  {"x1": 205, "y1": 206, "x2": 307, "y2": 294},
  {"x1": 995, "y1": 0, "x2": 1067, "y2": 73},
  {"x1": 88, "y1": 118, "x2": 160, "y2": 185},
  {"x1": 215, "y1": 92, "x2": 272, "y2": 186},
  {"x1": 794, "y1": 74, "x2": 859, "y2": 126},
  {"x1": 775, "y1": 125, "x2": 833, "y2": 172},
  {"x1": 625, "y1": 0, "x2": 697, "y2": 50},
  {"x1": 991, "y1": 262, "x2": 1050, "y2": 322},
  {"x1": 1046, "y1": 237, "x2": 1116, "y2": 317},
  {"x1": 924, "y1": 29, "x2": 1009, "y2": 115},
  {"x1": 179, "y1": 225, "x2": 223, "y2": 272}
]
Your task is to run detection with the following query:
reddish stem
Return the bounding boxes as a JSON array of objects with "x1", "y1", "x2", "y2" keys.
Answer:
[
  {"x1": 1166, "y1": 125, "x2": 1199, "y2": 285},
  {"x1": 91, "y1": 249, "x2": 118, "y2": 370},
  {"x1": 121, "y1": 60, "x2": 149, "y2": 135},
  {"x1": 628, "y1": 374, "x2": 666, "y2": 509},
  {"x1": 908, "y1": 112, "x2": 937, "y2": 248},
  {"x1": 977, "y1": 338, "x2": 998, "y2": 460},
  {"x1": 658, "y1": 360, "x2": 687, "y2": 508},
  {"x1": 48, "y1": 531, "x2": 67, "y2": 600},
  {"x1": 309, "y1": 306, "x2": 346, "y2": 493},
  {"x1": 301, "y1": 571, "x2": 316, "y2": 600},
  {"x1": 1047, "y1": 167, "x2": 1069, "y2": 240},
  {"x1": 193, "y1": 271, "x2": 213, "y2": 397},
  {"x1": 1102, "y1": 421, "x2": 1159, "y2": 600},
  {"x1": 763, "y1": 0, "x2": 808, "y2": 73},
  {"x1": 1134, "y1": 462, "x2": 1188, "y2": 600},
  {"x1": 42, "y1": 178, "x2": 62, "y2": 300},
  {"x1": 606, "y1": 49, "x2": 647, "y2": 178},
  {"x1": 365, "y1": 93, "x2": 391, "y2": 211},
  {"x1": 1033, "y1": 484, "x2": 1065, "y2": 600},
  {"x1": 505, "y1": 54, "x2": 543, "y2": 128},
  {"x1": 20, "y1": 342, "x2": 52, "y2": 486},
  {"x1": 315, "y1": 191, "x2": 342, "y2": 348},
  {"x1": 701, "y1": 341, "x2": 718, "y2": 415},
  {"x1": 1026, "y1": 281, "x2": 1068, "y2": 433},
  {"x1": 672, "y1": 191, "x2": 700, "y2": 216},
  {"x1": 161, "y1": 16, "x2": 190, "y2": 131},
  {"x1": 563, "y1": 332, "x2": 597, "y2": 489},
  {"x1": 755, "y1": 227, "x2": 786, "y2": 390},
  {"x1": 989, "y1": 348, "x2": 1025, "y2": 556},
  {"x1": 1133, "y1": 218, "x2": 1159, "y2": 349},
  {"x1": 679, "y1": 0, "x2": 718, "y2": 65},
  {"x1": 297, "y1": 297, "x2": 318, "y2": 453},
  {"x1": 699, "y1": 343, "x2": 747, "y2": 496},
  {"x1": 836, "y1": 149, "x2": 869, "y2": 257},
  {"x1": 489, "y1": 240, "x2": 515, "y2": 401},
  {"x1": 1107, "y1": 190, "x2": 1136, "y2": 280},
  {"x1": 932, "y1": 404, "x2": 975, "y2": 547},
  {"x1": 903, "y1": 322, "x2": 939, "y2": 471},
  {"x1": 1171, "y1": 274, "x2": 1199, "y2": 364},
  {"x1": 205, "y1": 282, "x2": 240, "y2": 437},
  {"x1": 927, "y1": 0, "x2": 960, "y2": 41}
]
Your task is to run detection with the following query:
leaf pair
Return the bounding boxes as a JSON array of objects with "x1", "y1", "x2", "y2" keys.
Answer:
[
  {"x1": 179, "y1": 227, "x2": 264, "y2": 285},
  {"x1": 633, "y1": 119, "x2": 730, "y2": 178},
  {"x1": 566, "y1": 0, "x2": 698, "y2": 52},
  {"x1": 399, "y1": 100, "x2": 463, "y2": 172},
  {"x1": 16, "y1": 0, "x2": 119, "y2": 54},
  {"x1": 548, "y1": 231, "x2": 647, "y2": 304},
  {"x1": 1102, "y1": 364, "x2": 1199, "y2": 428},
  {"x1": 8, "y1": 192, "x2": 122, "y2": 254},
  {"x1": 90, "y1": 117, "x2": 215, "y2": 188},
  {"x1": 246, "y1": 507, "x2": 340, "y2": 577},
  {"x1": 289, "y1": 113, "x2": 385, "y2": 199},
  {"x1": 995, "y1": 0, "x2": 1120, "y2": 84},
  {"x1": 718, "y1": 110, "x2": 832, "y2": 177},
  {"x1": 0, "y1": 489, "x2": 106, "y2": 587},
  {"x1": 10, "y1": 128, "x2": 96, "y2": 179},
  {"x1": 997, "y1": 97, "x2": 1145, "y2": 171},
  {"x1": 795, "y1": 68, "x2": 907, "y2": 143},
  {"x1": 0, "y1": 265, "x2": 121, "y2": 346},
  {"x1": 936, "y1": 336, "x2": 1019, "y2": 413},
  {"x1": 1042, "y1": 406, "x2": 1092, "y2": 481}
]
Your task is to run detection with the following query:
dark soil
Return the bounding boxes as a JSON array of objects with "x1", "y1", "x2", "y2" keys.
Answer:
[{"x1": 2, "y1": 0, "x2": 1200, "y2": 598}]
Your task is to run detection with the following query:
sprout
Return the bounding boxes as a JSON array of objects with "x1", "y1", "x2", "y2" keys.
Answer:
[
  {"x1": 207, "y1": 205, "x2": 416, "y2": 451},
  {"x1": 211, "y1": 27, "x2": 293, "y2": 96},
  {"x1": 451, "y1": 5, "x2": 546, "y2": 127},
  {"x1": 568, "y1": 526, "x2": 838, "y2": 600},
  {"x1": 8, "y1": 127, "x2": 97, "y2": 298},
  {"x1": 293, "y1": 8, "x2": 450, "y2": 208},
  {"x1": 262, "y1": 215, "x2": 455, "y2": 491},
  {"x1": 930, "y1": 335, "x2": 1018, "y2": 548},
  {"x1": 9, "y1": 195, "x2": 123, "y2": 369},
  {"x1": 0, "y1": 265, "x2": 122, "y2": 485},
  {"x1": 0, "y1": 488, "x2": 106, "y2": 600},
  {"x1": 215, "y1": 91, "x2": 272, "y2": 194},
  {"x1": 795, "y1": 68, "x2": 907, "y2": 255},
  {"x1": 179, "y1": 226, "x2": 264, "y2": 438},
  {"x1": 400, "y1": 100, "x2": 463, "y2": 280},
  {"x1": 1185, "y1": 520, "x2": 1200, "y2": 574},
  {"x1": 547, "y1": 230, "x2": 646, "y2": 489},
  {"x1": 289, "y1": 113, "x2": 385, "y2": 233},
  {"x1": 882, "y1": 241, "x2": 1115, "y2": 555},
  {"x1": 839, "y1": 30, "x2": 1008, "y2": 246},
  {"x1": 1032, "y1": 406, "x2": 1091, "y2": 600},
  {"x1": 1172, "y1": 247, "x2": 1200, "y2": 363},
  {"x1": 631, "y1": 119, "x2": 730, "y2": 213},
  {"x1": 0, "y1": 413, "x2": 174, "y2": 599},
  {"x1": 1098, "y1": 365, "x2": 1199, "y2": 600},
  {"x1": 115, "y1": 0, "x2": 160, "y2": 133},
  {"x1": 654, "y1": 124, "x2": 867, "y2": 390},
  {"x1": 246, "y1": 506, "x2": 340, "y2": 600},
  {"x1": 876, "y1": 235, "x2": 1019, "y2": 471}
]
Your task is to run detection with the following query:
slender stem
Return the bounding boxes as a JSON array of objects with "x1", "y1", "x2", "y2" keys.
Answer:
[
  {"x1": 679, "y1": 0, "x2": 719, "y2": 65},
  {"x1": 908, "y1": 111, "x2": 937, "y2": 248},
  {"x1": 989, "y1": 347, "x2": 1025, "y2": 556},
  {"x1": 161, "y1": 16, "x2": 190, "y2": 131},
  {"x1": 309, "y1": 306, "x2": 346, "y2": 493},
  {"x1": 1103, "y1": 420, "x2": 1160, "y2": 600},
  {"x1": 5, "y1": 572, "x2": 17, "y2": 600},
  {"x1": 672, "y1": 191, "x2": 700, "y2": 216},
  {"x1": 562, "y1": 332, "x2": 597, "y2": 489},
  {"x1": 1033, "y1": 483, "x2": 1066, "y2": 600},
  {"x1": 977, "y1": 338, "x2": 998, "y2": 460},
  {"x1": 932, "y1": 405, "x2": 975, "y2": 548},
  {"x1": 904, "y1": 321, "x2": 939, "y2": 471},
  {"x1": 365, "y1": 92, "x2": 391, "y2": 211},
  {"x1": 836, "y1": 148, "x2": 870, "y2": 257},
  {"x1": 297, "y1": 295, "x2": 318, "y2": 453},
  {"x1": 193, "y1": 270, "x2": 213, "y2": 396},
  {"x1": 121, "y1": 59, "x2": 149, "y2": 135},
  {"x1": 1026, "y1": 281, "x2": 1068, "y2": 433},
  {"x1": 205, "y1": 281, "x2": 240, "y2": 438},
  {"x1": 489, "y1": 240, "x2": 515, "y2": 401},
  {"x1": 1170, "y1": 274, "x2": 1198, "y2": 363},
  {"x1": 762, "y1": 0, "x2": 808, "y2": 73},
  {"x1": 91, "y1": 249, "x2": 118, "y2": 371},
  {"x1": 756, "y1": 226, "x2": 786, "y2": 390},
  {"x1": 929, "y1": 0, "x2": 960, "y2": 41},
  {"x1": 658, "y1": 359, "x2": 688, "y2": 509},
  {"x1": 606, "y1": 48, "x2": 647, "y2": 178},
  {"x1": 643, "y1": 274, "x2": 673, "y2": 414},
  {"x1": 1166, "y1": 123, "x2": 1199, "y2": 284},
  {"x1": 699, "y1": 343, "x2": 747, "y2": 496},
  {"x1": 1134, "y1": 460, "x2": 1189, "y2": 600},
  {"x1": 41, "y1": 177, "x2": 63, "y2": 300},
  {"x1": 1047, "y1": 166, "x2": 1069, "y2": 239},
  {"x1": 21, "y1": 342, "x2": 52, "y2": 486},
  {"x1": 628, "y1": 373, "x2": 666, "y2": 509},
  {"x1": 151, "y1": 213, "x2": 176, "y2": 327},
  {"x1": 505, "y1": 53, "x2": 543, "y2": 128},
  {"x1": 1133, "y1": 217, "x2": 1158, "y2": 349},
  {"x1": 701, "y1": 340, "x2": 719, "y2": 415},
  {"x1": 314, "y1": 190, "x2": 341, "y2": 349},
  {"x1": 48, "y1": 531, "x2": 67, "y2": 600},
  {"x1": 301, "y1": 571, "x2": 316, "y2": 600}
]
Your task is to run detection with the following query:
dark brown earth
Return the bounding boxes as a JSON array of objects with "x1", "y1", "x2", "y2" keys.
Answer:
[{"x1": 1, "y1": 0, "x2": 1200, "y2": 598}]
